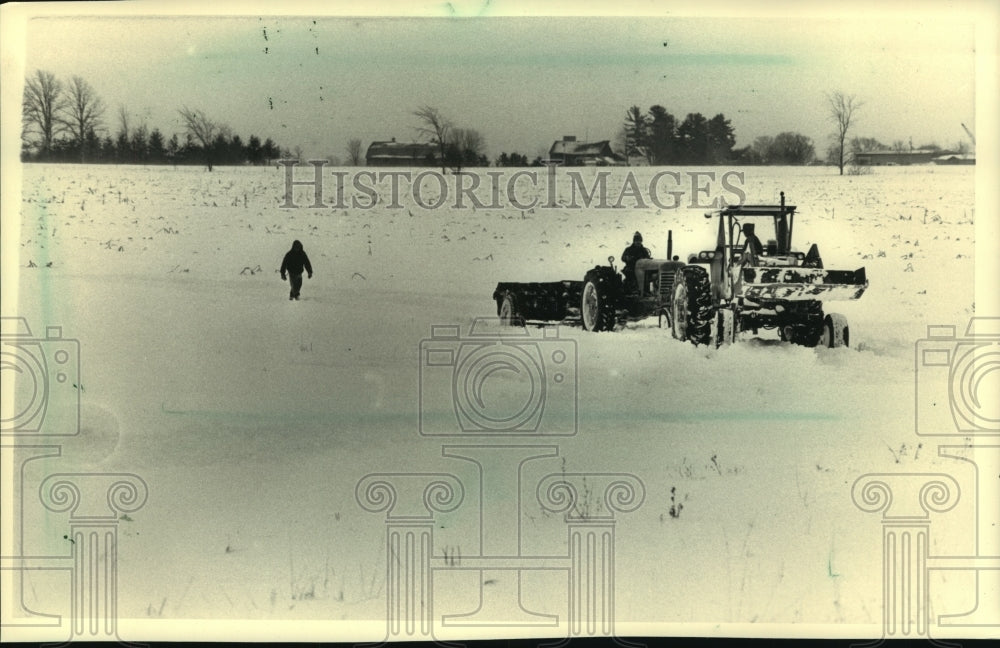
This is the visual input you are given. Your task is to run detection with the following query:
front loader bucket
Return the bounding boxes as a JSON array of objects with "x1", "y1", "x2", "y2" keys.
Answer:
[{"x1": 740, "y1": 266, "x2": 868, "y2": 302}]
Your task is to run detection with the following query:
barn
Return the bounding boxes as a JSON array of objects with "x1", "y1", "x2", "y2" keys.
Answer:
[{"x1": 365, "y1": 139, "x2": 439, "y2": 166}]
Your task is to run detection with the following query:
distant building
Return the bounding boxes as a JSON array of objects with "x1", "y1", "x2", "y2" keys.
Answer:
[
  {"x1": 853, "y1": 150, "x2": 939, "y2": 166},
  {"x1": 932, "y1": 152, "x2": 975, "y2": 165},
  {"x1": 548, "y1": 136, "x2": 625, "y2": 166},
  {"x1": 366, "y1": 139, "x2": 439, "y2": 166}
]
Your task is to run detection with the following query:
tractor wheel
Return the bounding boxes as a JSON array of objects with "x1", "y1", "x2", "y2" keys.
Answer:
[
  {"x1": 671, "y1": 266, "x2": 713, "y2": 345},
  {"x1": 581, "y1": 277, "x2": 617, "y2": 332},
  {"x1": 818, "y1": 313, "x2": 850, "y2": 348},
  {"x1": 498, "y1": 292, "x2": 524, "y2": 326},
  {"x1": 713, "y1": 308, "x2": 736, "y2": 347},
  {"x1": 658, "y1": 308, "x2": 672, "y2": 331}
]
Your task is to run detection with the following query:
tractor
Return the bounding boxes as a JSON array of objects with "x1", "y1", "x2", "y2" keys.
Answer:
[
  {"x1": 492, "y1": 192, "x2": 868, "y2": 347},
  {"x1": 492, "y1": 238, "x2": 685, "y2": 333},
  {"x1": 666, "y1": 192, "x2": 867, "y2": 347}
]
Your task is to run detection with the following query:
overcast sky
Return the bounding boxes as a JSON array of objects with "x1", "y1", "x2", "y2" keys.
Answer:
[{"x1": 10, "y1": 3, "x2": 983, "y2": 160}]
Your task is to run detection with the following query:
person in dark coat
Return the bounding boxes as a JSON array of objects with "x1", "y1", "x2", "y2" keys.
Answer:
[
  {"x1": 280, "y1": 240, "x2": 313, "y2": 300},
  {"x1": 740, "y1": 223, "x2": 764, "y2": 265},
  {"x1": 621, "y1": 231, "x2": 651, "y2": 292}
]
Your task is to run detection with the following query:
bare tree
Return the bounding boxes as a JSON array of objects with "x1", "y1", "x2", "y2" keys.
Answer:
[
  {"x1": 614, "y1": 126, "x2": 631, "y2": 165},
  {"x1": 827, "y1": 91, "x2": 862, "y2": 175},
  {"x1": 178, "y1": 106, "x2": 219, "y2": 171},
  {"x1": 413, "y1": 105, "x2": 450, "y2": 173},
  {"x1": 22, "y1": 70, "x2": 66, "y2": 157},
  {"x1": 117, "y1": 105, "x2": 130, "y2": 138},
  {"x1": 114, "y1": 105, "x2": 132, "y2": 162},
  {"x1": 448, "y1": 128, "x2": 468, "y2": 172},
  {"x1": 623, "y1": 105, "x2": 648, "y2": 163},
  {"x1": 448, "y1": 127, "x2": 485, "y2": 171},
  {"x1": 455, "y1": 128, "x2": 484, "y2": 158},
  {"x1": 61, "y1": 76, "x2": 105, "y2": 161},
  {"x1": 346, "y1": 138, "x2": 363, "y2": 165}
]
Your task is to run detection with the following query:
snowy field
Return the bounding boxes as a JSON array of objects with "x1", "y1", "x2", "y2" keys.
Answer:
[{"x1": 3, "y1": 162, "x2": 995, "y2": 641}]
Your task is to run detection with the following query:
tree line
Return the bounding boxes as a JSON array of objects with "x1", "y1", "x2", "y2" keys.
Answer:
[
  {"x1": 731, "y1": 132, "x2": 817, "y2": 165},
  {"x1": 620, "y1": 93, "x2": 870, "y2": 171},
  {"x1": 24, "y1": 68, "x2": 878, "y2": 174},
  {"x1": 21, "y1": 70, "x2": 284, "y2": 169},
  {"x1": 623, "y1": 105, "x2": 737, "y2": 165}
]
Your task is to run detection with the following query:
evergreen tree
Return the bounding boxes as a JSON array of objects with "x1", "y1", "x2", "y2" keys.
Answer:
[
  {"x1": 262, "y1": 138, "x2": 279, "y2": 164},
  {"x1": 115, "y1": 130, "x2": 130, "y2": 163},
  {"x1": 101, "y1": 136, "x2": 115, "y2": 163},
  {"x1": 166, "y1": 133, "x2": 180, "y2": 165},
  {"x1": 677, "y1": 113, "x2": 709, "y2": 163},
  {"x1": 247, "y1": 135, "x2": 263, "y2": 165},
  {"x1": 148, "y1": 128, "x2": 166, "y2": 163},
  {"x1": 646, "y1": 105, "x2": 676, "y2": 164},
  {"x1": 229, "y1": 134, "x2": 245, "y2": 165},
  {"x1": 84, "y1": 127, "x2": 103, "y2": 162},
  {"x1": 706, "y1": 113, "x2": 736, "y2": 163}
]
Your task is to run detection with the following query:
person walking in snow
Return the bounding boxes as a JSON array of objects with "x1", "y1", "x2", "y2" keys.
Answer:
[{"x1": 280, "y1": 240, "x2": 313, "y2": 300}]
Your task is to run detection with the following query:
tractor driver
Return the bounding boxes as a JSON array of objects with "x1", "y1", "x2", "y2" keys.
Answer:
[
  {"x1": 621, "y1": 231, "x2": 651, "y2": 292},
  {"x1": 739, "y1": 223, "x2": 764, "y2": 266}
]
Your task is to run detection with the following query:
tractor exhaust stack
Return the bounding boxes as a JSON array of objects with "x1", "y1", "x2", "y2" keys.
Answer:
[{"x1": 667, "y1": 230, "x2": 673, "y2": 260}]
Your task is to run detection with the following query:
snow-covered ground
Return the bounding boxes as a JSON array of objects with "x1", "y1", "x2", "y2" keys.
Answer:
[{"x1": 3, "y1": 162, "x2": 996, "y2": 641}]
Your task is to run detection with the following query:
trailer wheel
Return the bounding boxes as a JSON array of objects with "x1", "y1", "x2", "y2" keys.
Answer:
[
  {"x1": 671, "y1": 266, "x2": 713, "y2": 345},
  {"x1": 499, "y1": 292, "x2": 524, "y2": 326},
  {"x1": 581, "y1": 276, "x2": 616, "y2": 332},
  {"x1": 818, "y1": 313, "x2": 850, "y2": 348}
]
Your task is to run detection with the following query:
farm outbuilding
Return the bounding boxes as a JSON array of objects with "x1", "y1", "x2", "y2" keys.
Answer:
[
  {"x1": 548, "y1": 136, "x2": 625, "y2": 166},
  {"x1": 932, "y1": 153, "x2": 976, "y2": 165},
  {"x1": 366, "y1": 139, "x2": 439, "y2": 166},
  {"x1": 852, "y1": 150, "x2": 939, "y2": 166}
]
